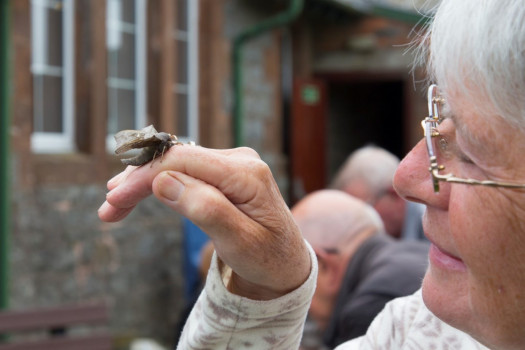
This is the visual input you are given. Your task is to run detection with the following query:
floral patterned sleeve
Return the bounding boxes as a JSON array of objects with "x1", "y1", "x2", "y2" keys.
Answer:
[
  {"x1": 177, "y1": 241, "x2": 318, "y2": 350},
  {"x1": 335, "y1": 290, "x2": 489, "y2": 350}
]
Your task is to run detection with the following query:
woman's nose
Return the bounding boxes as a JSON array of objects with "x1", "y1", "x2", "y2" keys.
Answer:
[{"x1": 393, "y1": 139, "x2": 449, "y2": 208}]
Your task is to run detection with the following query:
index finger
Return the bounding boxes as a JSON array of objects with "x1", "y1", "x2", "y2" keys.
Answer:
[{"x1": 100, "y1": 145, "x2": 261, "y2": 219}]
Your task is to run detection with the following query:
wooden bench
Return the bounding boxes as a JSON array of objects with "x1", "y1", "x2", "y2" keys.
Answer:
[{"x1": 0, "y1": 302, "x2": 112, "y2": 350}]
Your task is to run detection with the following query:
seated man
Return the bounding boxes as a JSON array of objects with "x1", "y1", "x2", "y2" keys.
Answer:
[{"x1": 293, "y1": 190, "x2": 429, "y2": 348}]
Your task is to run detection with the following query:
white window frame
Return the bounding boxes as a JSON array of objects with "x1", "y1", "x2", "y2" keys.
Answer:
[
  {"x1": 173, "y1": 0, "x2": 199, "y2": 143},
  {"x1": 30, "y1": 0, "x2": 76, "y2": 154},
  {"x1": 105, "y1": 0, "x2": 147, "y2": 152}
]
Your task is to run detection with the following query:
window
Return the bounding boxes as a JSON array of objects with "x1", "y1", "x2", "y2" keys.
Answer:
[
  {"x1": 172, "y1": 0, "x2": 198, "y2": 142},
  {"x1": 30, "y1": 0, "x2": 75, "y2": 153},
  {"x1": 106, "y1": 0, "x2": 146, "y2": 151}
]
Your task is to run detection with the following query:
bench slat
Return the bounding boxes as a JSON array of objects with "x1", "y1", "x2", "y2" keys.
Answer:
[
  {"x1": 0, "y1": 303, "x2": 109, "y2": 333},
  {"x1": 0, "y1": 333, "x2": 112, "y2": 350}
]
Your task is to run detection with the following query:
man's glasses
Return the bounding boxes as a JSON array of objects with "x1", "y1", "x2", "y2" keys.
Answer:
[{"x1": 422, "y1": 84, "x2": 525, "y2": 193}]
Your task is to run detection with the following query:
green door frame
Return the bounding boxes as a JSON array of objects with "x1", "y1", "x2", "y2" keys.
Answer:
[{"x1": 0, "y1": 0, "x2": 11, "y2": 310}]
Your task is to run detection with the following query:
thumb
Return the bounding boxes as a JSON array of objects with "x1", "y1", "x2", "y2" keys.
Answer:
[
  {"x1": 152, "y1": 171, "x2": 186, "y2": 204},
  {"x1": 151, "y1": 171, "x2": 250, "y2": 238}
]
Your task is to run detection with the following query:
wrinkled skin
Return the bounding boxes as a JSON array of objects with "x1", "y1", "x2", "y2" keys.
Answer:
[
  {"x1": 99, "y1": 146, "x2": 311, "y2": 300},
  {"x1": 393, "y1": 94, "x2": 525, "y2": 350}
]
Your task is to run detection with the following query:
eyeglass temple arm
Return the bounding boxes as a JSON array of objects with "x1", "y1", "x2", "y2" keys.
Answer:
[{"x1": 431, "y1": 169, "x2": 525, "y2": 189}]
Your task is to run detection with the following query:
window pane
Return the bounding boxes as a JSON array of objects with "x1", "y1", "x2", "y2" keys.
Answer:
[
  {"x1": 107, "y1": 0, "x2": 144, "y2": 140},
  {"x1": 46, "y1": 4, "x2": 63, "y2": 66},
  {"x1": 176, "y1": 0, "x2": 188, "y2": 30},
  {"x1": 176, "y1": 92, "x2": 188, "y2": 136},
  {"x1": 31, "y1": 1, "x2": 63, "y2": 67},
  {"x1": 117, "y1": 32, "x2": 136, "y2": 79},
  {"x1": 176, "y1": 40, "x2": 188, "y2": 84},
  {"x1": 108, "y1": 88, "x2": 136, "y2": 134},
  {"x1": 33, "y1": 74, "x2": 63, "y2": 132},
  {"x1": 107, "y1": 0, "x2": 136, "y2": 24},
  {"x1": 121, "y1": 0, "x2": 136, "y2": 23},
  {"x1": 108, "y1": 32, "x2": 136, "y2": 80},
  {"x1": 107, "y1": 0, "x2": 122, "y2": 48}
]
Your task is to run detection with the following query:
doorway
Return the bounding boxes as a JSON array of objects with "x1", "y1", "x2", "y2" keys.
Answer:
[{"x1": 326, "y1": 79, "x2": 405, "y2": 183}]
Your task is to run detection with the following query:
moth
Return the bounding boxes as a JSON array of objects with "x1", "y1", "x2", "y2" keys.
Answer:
[{"x1": 114, "y1": 125, "x2": 180, "y2": 166}]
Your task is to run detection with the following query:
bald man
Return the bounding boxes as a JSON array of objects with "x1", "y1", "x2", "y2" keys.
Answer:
[{"x1": 292, "y1": 190, "x2": 429, "y2": 348}]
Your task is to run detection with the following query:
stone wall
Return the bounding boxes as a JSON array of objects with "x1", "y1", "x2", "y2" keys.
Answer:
[{"x1": 10, "y1": 182, "x2": 185, "y2": 346}]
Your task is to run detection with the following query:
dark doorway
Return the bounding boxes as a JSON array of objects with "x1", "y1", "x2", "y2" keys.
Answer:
[{"x1": 326, "y1": 80, "x2": 405, "y2": 183}]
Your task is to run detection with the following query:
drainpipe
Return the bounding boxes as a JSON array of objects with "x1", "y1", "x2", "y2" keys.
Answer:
[
  {"x1": 0, "y1": 0, "x2": 11, "y2": 310},
  {"x1": 232, "y1": 0, "x2": 303, "y2": 147}
]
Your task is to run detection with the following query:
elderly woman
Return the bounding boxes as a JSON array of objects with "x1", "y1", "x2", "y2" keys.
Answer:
[{"x1": 99, "y1": 0, "x2": 525, "y2": 349}]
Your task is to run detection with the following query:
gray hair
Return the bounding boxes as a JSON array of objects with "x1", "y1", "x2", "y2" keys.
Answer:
[
  {"x1": 330, "y1": 145, "x2": 399, "y2": 198},
  {"x1": 414, "y1": 0, "x2": 525, "y2": 129}
]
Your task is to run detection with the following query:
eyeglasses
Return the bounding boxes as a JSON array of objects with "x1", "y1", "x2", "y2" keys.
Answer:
[{"x1": 422, "y1": 84, "x2": 525, "y2": 193}]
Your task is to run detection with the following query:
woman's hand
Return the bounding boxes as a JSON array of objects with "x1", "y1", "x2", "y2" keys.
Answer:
[{"x1": 98, "y1": 145, "x2": 311, "y2": 300}]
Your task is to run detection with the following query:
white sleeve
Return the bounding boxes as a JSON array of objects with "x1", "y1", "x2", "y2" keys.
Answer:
[
  {"x1": 334, "y1": 290, "x2": 489, "y2": 350},
  {"x1": 177, "y1": 241, "x2": 318, "y2": 350},
  {"x1": 333, "y1": 291, "x2": 429, "y2": 350}
]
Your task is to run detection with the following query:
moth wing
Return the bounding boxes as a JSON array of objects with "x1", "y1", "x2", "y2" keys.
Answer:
[
  {"x1": 140, "y1": 125, "x2": 158, "y2": 138},
  {"x1": 114, "y1": 125, "x2": 160, "y2": 154},
  {"x1": 115, "y1": 130, "x2": 146, "y2": 154},
  {"x1": 121, "y1": 146, "x2": 157, "y2": 166}
]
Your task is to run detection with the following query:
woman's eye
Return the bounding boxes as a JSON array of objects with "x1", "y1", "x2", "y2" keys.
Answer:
[
  {"x1": 452, "y1": 141, "x2": 475, "y2": 165},
  {"x1": 438, "y1": 134, "x2": 474, "y2": 165},
  {"x1": 438, "y1": 138, "x2": 447, "y2": 152},
  {"x1": 436, "y1": 136, "x2": 453, "y2": 161},
  {"x1": 458, "y1": 153, "x2": 474, "y2": 164}
]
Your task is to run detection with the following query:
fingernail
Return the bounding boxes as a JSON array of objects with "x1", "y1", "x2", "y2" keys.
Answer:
[
  {"x1": 108, "y1": 172, "x2": 125, "y2": 187},
  {"x1": 159, "y1": 172, "x2": 184, "y2": 202},
  {"x1": 98, "y1": 200, "x2": 111, "y2": 214}
]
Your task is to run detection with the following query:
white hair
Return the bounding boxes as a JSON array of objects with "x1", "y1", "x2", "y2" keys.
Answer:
[
  {"x1": 414, "y1": 0, "x2": 525, "y2": 128},
  {"x1": 330, "y1": 145, "x2": 400, "y2": 198}
]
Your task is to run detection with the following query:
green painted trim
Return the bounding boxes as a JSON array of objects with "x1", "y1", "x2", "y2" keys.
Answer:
[
  {"x1": 232, "y1": 0, "x2": 303, "y2": 147},
  {"x1": 0, "y1": 0, "x2": 11, "y2": 310}
]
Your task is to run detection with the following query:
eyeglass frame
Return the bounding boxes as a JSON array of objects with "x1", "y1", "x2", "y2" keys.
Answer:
[{"x1": 422, "y1": 84, "x2": 525, "y2": 193}]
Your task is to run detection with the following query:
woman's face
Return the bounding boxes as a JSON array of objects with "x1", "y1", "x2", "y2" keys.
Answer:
[{"x1": 393, "y1": 91, "x2": 525, "y2": 349}]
